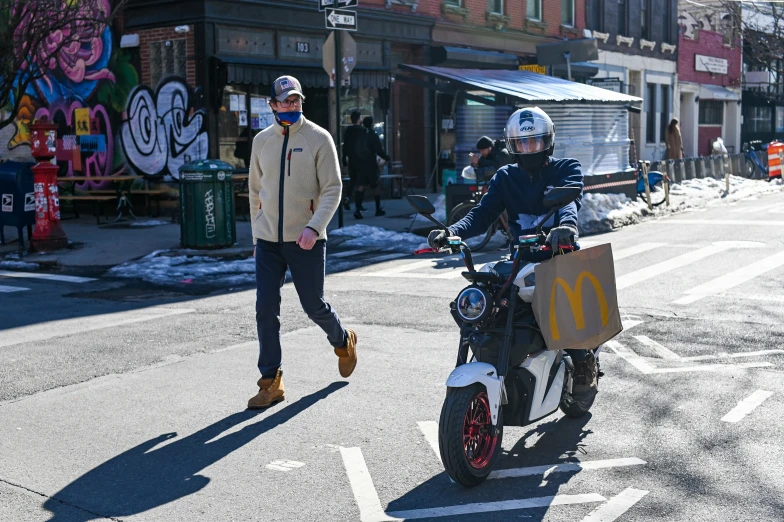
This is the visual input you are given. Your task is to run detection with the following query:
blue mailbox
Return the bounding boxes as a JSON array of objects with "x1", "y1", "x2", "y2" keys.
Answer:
[{"x1": 0, "y1": 161, "x2": 35, "y2": 248}]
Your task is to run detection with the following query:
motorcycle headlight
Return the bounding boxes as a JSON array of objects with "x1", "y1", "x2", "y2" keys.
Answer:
[{"x1": 456, "y1": 286, "x2": 492, "y2": 323}]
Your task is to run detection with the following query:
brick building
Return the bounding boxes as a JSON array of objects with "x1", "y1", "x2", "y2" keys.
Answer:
[{"x1": 675, "y1": 11, "x2": 742, "y2": 157}]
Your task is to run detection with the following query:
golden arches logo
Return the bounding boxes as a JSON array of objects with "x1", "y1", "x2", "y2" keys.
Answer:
[{"x1": 548, "y1": 271, "x2": 609, "y2": 341}]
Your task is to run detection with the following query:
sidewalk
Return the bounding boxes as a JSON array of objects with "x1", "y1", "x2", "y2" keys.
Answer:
[{"x1": 0, "y1": 193, "x2": 438, "y2": 270}]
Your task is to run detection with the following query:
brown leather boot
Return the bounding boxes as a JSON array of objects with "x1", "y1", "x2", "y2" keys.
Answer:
[
  {"x1": 334, "y1": 329, "x2": 358, "y2": 378},
  {"x1": 247, "y1": 369, "x2": 285, "y2": 409},
  {"x1": 572, "y1": 352, "x2": 598, "y2": 397}
]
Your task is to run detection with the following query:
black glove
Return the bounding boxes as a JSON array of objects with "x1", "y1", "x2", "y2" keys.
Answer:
[
  {"x1": 428, "y1": 229, "x2": 448, "y2": 250},
  {"x1": 545, "y1": 225, "x2": 577, "y2": 248}
]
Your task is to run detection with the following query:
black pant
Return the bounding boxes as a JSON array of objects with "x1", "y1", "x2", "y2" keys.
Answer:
[{"x1": 255, "y1": 239, "x2": 346, "y2": 378}]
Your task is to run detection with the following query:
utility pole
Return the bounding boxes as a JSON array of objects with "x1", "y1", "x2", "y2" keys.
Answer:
[{"x1": 335, "y1": 29, "x2": 343, "y2": 228}]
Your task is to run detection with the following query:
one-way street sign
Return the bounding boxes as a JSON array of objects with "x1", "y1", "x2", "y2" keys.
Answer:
[
  {"x1": 319, "y1": 0, "x2": 358, "y2": 11},
  {"x1": 325, "y1": 8, "x2": 358, "y2": 31}
]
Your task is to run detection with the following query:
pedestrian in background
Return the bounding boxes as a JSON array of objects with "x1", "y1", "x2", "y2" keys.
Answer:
[
  {"x1": 247, "y1": 75, "x2": 358, "y2": 410},
  {"x1": 341, "y1": 110, "x2": 365, "y2": 212},
  {"x1": 665, "y1": 118, "x2": 683, "y2": 160},
  {"x1": 353, "y1": 116, "x2": 390, "y2": 218}
]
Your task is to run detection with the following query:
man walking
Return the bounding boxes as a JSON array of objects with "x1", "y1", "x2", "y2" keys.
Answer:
[
  {"x1": 341, "y1": 110, "x2": 365, "y2": 211},
  {"x1": 353, "y1": 116, "x2": 390, "y2": 218},
  {"x1": 247, "y1": 75, "x2": 358, "y2": 409}
]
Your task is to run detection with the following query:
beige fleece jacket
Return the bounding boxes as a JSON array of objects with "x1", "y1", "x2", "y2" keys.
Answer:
[{"x1": 249, "y1": 116, "x2": 342, "y2": 244}]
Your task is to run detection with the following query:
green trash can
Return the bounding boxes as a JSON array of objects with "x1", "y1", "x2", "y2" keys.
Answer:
[{"x1": 178, "y1": 160, "x2": 236, "y2": 249}]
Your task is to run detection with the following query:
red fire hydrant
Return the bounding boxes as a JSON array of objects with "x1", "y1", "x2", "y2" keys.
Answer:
[{"x1": 29, "y1": 121, "x2": 68, "y2": 252}]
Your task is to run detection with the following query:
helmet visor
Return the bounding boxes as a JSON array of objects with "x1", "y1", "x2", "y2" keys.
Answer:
[{"x1": 507, "y1": 134, "x2": 554, "y2": 155}]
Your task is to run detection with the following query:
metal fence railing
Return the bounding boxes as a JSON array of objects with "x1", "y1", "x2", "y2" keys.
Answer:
[{"x1": 649, "y1": 152, "x2": 770, "y2": 182}]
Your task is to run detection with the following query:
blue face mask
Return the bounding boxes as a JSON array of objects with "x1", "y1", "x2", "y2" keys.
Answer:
[{"x1": 276, "y1": 111, "x2": 302, "y2": 126}]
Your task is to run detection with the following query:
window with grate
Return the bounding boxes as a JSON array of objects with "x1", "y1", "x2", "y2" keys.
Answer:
[
  {"x1": 617, "y1": 0, "x2": 627, "y2": 35},
  {"x1": 743, "y1": 106, "x2": 771, "y2": 133},
  {"x1": 699, "y1": 101, "x2": 724, "y2": 125},
  {"x1": 149, "y1": 39, "x2": 187, "y2": 87},
  {"x1": 527, "y1": 0, "x2": 541, "y2": 20},
  {"x1": 488, "y1": 0, "x2": 503, "y2": 14},
  {"x1": 646, "y1": 83, "x2": 657, "y2": 143},
  {"x1": 562, "y1": 0, "x2": 575, "y2": 26},
  {"x1": 659, "y1": 85, "x2": 669, "y2": 142}
]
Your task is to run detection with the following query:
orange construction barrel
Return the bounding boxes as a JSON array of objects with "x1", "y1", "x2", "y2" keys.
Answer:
[{"x1": 767, "y1": 140, "x2": 784, "y2": 180}]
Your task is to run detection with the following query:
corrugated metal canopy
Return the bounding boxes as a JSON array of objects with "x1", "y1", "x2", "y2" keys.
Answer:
[
  {"x1": 699, "y1": 84, "x2": 740, "y2": 101},
  {"x1": 399, "y1": 65, "x2": 641, "y2": 104}
]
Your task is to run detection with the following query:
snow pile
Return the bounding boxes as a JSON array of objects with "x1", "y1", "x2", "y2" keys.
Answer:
[
  {"x1": 578, "y1": 176, "x2": 784, "y2": 234},
  {"x1": 0, "y1": 260, "x2": 40, "y2": 271},
  {"x1": 108, "y1": 251, "x2": 255, "y2": 286},
  {"x1": 330, "y1": 224, "x2": 429, "y2": 251}
]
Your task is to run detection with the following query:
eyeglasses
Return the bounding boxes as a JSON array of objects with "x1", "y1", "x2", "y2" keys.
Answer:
[{"x1": 278, "y1": 98, "x2": 303, "y2": 108}]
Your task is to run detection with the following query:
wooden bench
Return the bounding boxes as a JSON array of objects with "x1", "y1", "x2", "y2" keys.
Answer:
[
  {"x1": 87, "y1": 189, "x2": 169, "y2": 217},
  {"x1": 58, "y1": 195, "x2": 116, "y2": 224}
]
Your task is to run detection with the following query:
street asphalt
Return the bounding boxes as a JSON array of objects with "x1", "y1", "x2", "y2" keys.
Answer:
[{"x1": 1, "y1": 191, "x2": 783, "y2": 521}]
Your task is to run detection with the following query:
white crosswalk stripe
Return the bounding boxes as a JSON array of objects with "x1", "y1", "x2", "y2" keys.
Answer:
[
  {"x1": 0, "y1": 284, "x2": 29, "y2": 293},
  {"x1": 329, "y1": 249, "x2": 369, "y2": 258},
  {"x1": 0, "y1": 270, "x2": 96, "y2": 283}
]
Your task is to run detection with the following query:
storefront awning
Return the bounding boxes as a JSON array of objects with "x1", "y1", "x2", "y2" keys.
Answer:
[
  {"x1": 699, "y1": 84, "x2": 740, "y2": 101},
  {"x1": 431, "y1": 46, "x2": 520, "y2": 69},
  {"x1": 219, "y1": 58, "x2": 389, "y2": 89},
  {"x1": 397, "y1": 65, "x2": 641, "y2": 104}
]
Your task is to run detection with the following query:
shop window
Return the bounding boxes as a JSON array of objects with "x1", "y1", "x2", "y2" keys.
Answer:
[
  {"x1": 617, "y1": 0, "x2": 627, "y2": 35},
  {"x1": 562, "y1": 0, "x2": 575, "y2": 26},
  {"x1": 744, "y1": 106, "x2": 772, "y2": 133},
  {"x1": 444, "y1": 0, "x2": 461, "y2": 6},
  {"x1": 646, "y1": 83, "x2": 656, "y2": 143},
  {"x1": 527, "y1": 0, "x2": 541, "y2": 21},
  {"x1": 659, "y1": 85, "x2": 669, "y2": 142},
  {"x1": 488, "y1": 0, "x2": 503, "y2": 14},
  {"x1": 149, "y1": 39, "x2": 186, "y2": 88},
  {"x1": 699, "y1": 101, "x2": 724, "y2": 125}
]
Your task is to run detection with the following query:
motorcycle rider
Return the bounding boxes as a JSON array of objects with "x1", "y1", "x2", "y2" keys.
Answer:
[{"x1": 428, "y1": 106, "x2": 597, "y2": 397}]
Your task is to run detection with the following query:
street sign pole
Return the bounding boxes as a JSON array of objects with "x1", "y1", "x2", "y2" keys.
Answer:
[{"x1": 334, "y1": 29, "x2": 343, "y2": 228}]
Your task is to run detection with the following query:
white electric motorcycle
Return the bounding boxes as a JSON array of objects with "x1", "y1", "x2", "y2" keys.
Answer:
[{"x1": 408, "y1": 188, "x2": 601, "y2": 487}]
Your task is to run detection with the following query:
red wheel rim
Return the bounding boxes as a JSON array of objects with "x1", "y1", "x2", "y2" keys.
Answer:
[{"x1": 462, "y1": 391, "x2": 498, "y2": 469}]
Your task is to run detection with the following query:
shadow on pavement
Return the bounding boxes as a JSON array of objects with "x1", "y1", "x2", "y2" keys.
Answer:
[{"x1": 43, "y1": 381, "x2": 347, "y2": 521}]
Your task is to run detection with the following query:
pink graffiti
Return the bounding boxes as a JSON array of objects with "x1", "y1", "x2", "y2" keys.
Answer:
[
  {"x1": 35, "y1": 101, "x2": 115, "y2": 189},
  {"x1": 17, "y1": 0, "x2": 114, "y2": 90}
]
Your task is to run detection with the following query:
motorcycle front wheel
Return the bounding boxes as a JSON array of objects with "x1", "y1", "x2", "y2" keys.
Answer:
[{"x1": 438, "y1": 384, "x2": 504, "y2": 487}]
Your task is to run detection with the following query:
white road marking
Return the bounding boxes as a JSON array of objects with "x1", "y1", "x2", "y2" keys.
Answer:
[
  {"x1": 613, "y1": 243, "x2": 666, "y2": 260},
  {"x1": 364, "y1": 258, "x2": 449, "y2": 276},
  {"x1": 682, "y1": 349, "x2": 784, "y2": 362},
  {"x1": 673, "y1": 250, "x2": 784, "y2": 304},
  {"x1": 0, "y1": 270, "x2": 96, "y2": 283},
  {"x1": 265, "y1": 460, "x2": 305, "y2": 472},
  {"x1": 432, "y1": 262, "x2": 489, "y2": 278},
  {"x1": 654, "y1": 219, "x2": 784, "y2": 226},
  {"x1": 721, "y1": 390, "x2": 774, "y2": 423},
  {"x1": 621, "y1": 316, "x2": 644, "y2": 331},
  {"x1": 0, "y1": 308, "x2": 195, "y2": 349},
  {"x1": 616, "y1": 243, "x2": 738, "y2": 290},
  {"x1": 581, "y1": 488, "x2": 649, "y2": 522},
  {"x1": 363, "y1": 253, "x2": 409, "y2": 263},
  {"x1": 729, "y1": 204, "x2": 779, "y2": 214},
  {"x1": 385, "y1": 494, "x2": 606, "y2": 520},
  {"x1": 633, "y1": 336, "x2": 681, "y2": 360},
  {"x1": 329, "y1": 249, "x2": 368, "y2": 258},
  {"x1": 605, "y1": 341, "x2": 773, "y2": 374},
  {"x1": 0, "y1": 285, "x2": 29, "y2": 293},
  {"x1": 489, "y1": 457, "x2": 646, "y2": 480},
  {"x1": 339, "y1": 447, "x2": 398, "y2": 522},
  {"x1": 416, "y1": 421, "x2": 442, "y2": 464}
]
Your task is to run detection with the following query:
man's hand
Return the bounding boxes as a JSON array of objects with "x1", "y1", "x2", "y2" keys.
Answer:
[
  {"x1": 470, "y1": 153, "x2": 479, "y2": 167},
  {"x1": 428, "y1": 229, "x2": 448, "y2": 250},
  {"x1": 297, "y1": 227, "x2": 319, "y2": 250},
  {"x1": 545, "y1": 225, "x2": 577, "y2": 248}
]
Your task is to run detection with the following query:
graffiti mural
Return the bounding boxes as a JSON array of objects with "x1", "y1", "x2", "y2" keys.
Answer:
[
  {"x1": 120, "y1": 78, "x2": 208, "y2": 180},
  {"x1": 2, "y1": 0, "x2": 138, "y2": 187}
]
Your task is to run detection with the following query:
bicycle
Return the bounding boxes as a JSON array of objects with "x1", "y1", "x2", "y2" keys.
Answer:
[
  {"x1": 447, "y1": 180, "x2": 511, "y2": 252},
  {"x1": 743, "y1": 141, "x2": 768, "y2": 179},
  {"x1": 635, "y1": 160, "x2": 669, "y2": 208}
]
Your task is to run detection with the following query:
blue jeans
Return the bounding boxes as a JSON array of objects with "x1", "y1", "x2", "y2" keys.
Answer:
[{"x1": 255, "y1": 239, "x2": 347, "y2": 378}]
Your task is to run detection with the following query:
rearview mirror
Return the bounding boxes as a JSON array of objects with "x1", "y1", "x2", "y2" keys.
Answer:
[
  {"x1": 543, "y1": 187, "x2": 581, "y2": 208},
  {"x1": 407, "y1": 195, "x2": 436, "y2": 215}
]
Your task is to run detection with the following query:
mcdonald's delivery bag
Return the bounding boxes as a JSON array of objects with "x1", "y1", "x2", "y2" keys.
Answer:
[{"x1": 531, "y1": 244, "x2": 623, "y2": 351}]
